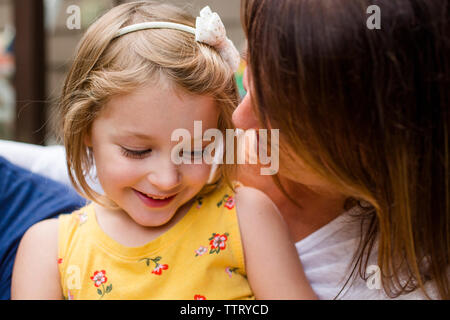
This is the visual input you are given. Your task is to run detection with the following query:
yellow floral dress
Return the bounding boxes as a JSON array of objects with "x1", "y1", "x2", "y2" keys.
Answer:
[{"x1": 57, "y1": 183, "x2": 254, "y2": 300}]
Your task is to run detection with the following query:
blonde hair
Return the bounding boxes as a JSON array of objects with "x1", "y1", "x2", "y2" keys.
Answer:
[{"x1": 59, "y1": 1, "x2": 238, "y2": 206}]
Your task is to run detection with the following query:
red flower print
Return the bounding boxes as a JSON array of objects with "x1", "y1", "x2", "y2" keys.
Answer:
[
  {"x1": 224, "y1": 196, "x2": 235, "y2": 209},
  {"x1": 209, "y1": 233, "x2": 229, "y2": 254},
  {"x1": 152, "y1": 263, "x2": 169, "y2": 275},
  {"x1": 217, "y1": 194, "x2": 228, "y2": 207},
  {"x1": 194, "y1": 295, "x2": 207, "y2": 300},
  {"x1": 90, "y1": 270, "x2": 107, "y2": 287},
  {"x1": 57, "y1": 258, "x2": 63, "y2": 264},
  {"x1": 139, "y1": 256, "x2": 169, "y2": 276},
  {"x1": 90, "y1": 270, "x2": 112, "y2": 299}
]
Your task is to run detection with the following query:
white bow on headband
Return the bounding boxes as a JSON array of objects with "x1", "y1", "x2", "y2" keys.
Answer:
[
  {"x1": 114, "y1": 6, "x2": 241, "y2": 72},
  {"x1": 195, "y1": 6, "x2": 241, "y2": 72}
]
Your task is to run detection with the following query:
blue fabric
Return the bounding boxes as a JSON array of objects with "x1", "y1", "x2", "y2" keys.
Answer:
[{"x1": 0, "y1": 156, "x2": 86, "y2": 300}]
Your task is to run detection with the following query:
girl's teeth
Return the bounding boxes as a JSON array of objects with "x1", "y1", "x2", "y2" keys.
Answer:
[{"x1": 147, "y1": 194, "x2": 170, "y2": 200}]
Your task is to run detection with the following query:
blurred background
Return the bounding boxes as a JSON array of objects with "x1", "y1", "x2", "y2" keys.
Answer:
[{"x1": 0, "y1": 0, "x2": 246, "y2": 145}]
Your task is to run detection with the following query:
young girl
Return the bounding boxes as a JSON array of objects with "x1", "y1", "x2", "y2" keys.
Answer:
[{"x1": 11, "y1": 1, "x2": 315, "y2": 300}]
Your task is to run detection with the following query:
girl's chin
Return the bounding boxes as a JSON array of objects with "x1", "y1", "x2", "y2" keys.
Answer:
[{"x1": 131, "y1": 209, "x2": 177, "y2": 228}]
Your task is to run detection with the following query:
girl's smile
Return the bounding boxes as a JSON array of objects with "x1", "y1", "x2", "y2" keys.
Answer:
[{"x1": 133, "y1": 189, "x2": 178, "y2": 208}]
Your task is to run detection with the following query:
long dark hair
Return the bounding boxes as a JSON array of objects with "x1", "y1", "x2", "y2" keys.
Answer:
[{"x1": 242, "y1": 0, "x2": 449, "y2": 299}]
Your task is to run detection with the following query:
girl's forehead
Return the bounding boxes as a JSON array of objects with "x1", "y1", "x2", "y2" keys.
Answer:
[{"x1": 97, "y1": 84, "x2": 219, "y2": 137}]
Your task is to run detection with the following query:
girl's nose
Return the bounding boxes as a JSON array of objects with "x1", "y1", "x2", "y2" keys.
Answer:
[{"x1": 146, "y1": 162, "x2": 181, "y2": 191}]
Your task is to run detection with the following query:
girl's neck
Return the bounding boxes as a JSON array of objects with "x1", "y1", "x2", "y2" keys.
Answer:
[{"x1": 93, "y1": 198, "x2": 195, "y2": 248}]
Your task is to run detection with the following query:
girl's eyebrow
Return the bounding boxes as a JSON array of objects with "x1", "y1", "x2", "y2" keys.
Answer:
[{"x1": 121, "y1": 131, "x2": 153, "y2": 140}]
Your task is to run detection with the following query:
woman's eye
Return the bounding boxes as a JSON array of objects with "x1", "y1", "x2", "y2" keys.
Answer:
[{"x1": 120, "y1": 147, "x2": 152, "y2": 159}]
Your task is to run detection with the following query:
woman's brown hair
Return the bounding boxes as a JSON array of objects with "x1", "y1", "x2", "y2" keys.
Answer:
[{"x1": 242, "y1": 0, "x2": 449, "y2": 299}]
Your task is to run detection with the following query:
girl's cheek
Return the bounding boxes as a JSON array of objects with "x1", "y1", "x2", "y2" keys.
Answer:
[
  {"x1": 182, "y1": 163, "x2": 211, "y2": 183},
  {"x1": 99, "y1": 157, "x2": 140, "y2": 185}
]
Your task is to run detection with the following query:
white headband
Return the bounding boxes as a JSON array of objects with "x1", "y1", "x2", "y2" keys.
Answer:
[{"x1": 114, "y1": 6, "x2": 241, "y2": 72}]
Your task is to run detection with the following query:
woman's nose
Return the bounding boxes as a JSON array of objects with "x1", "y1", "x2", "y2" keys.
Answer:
[
  {"x1": 233, "y1": 66, "x2": 261, "y2": 130},
  {"x1": 232, "y1": 93, "x2": 260, "y2": 130}
]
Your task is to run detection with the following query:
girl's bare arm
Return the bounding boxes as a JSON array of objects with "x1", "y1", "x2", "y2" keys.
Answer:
[
  {"x1": 235, "y1": 186, "x2": 317, "y2": 300},
  {"x1": 11, "y1": 219, "x2": 63, "y2": 300}
]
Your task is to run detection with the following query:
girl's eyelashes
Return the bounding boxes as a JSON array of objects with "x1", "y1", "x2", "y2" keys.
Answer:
[
  {"x1": 179, "y1": 149, "x2": 205, "y2": 160},
  {"x1": 120, "y1": 147, "x2": 204, "y2": 160},
  {"x1": 120, "y1": 147, "x2": 152, "y2": 159}
]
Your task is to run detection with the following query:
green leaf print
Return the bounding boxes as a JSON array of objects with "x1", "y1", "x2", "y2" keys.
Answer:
[
  {"x1": 208, "y1": 233, "x2": 218, "y2": 241},
  {"x1": 196, "y1": 197, "x2": 203, "y2": 208},
  {"x1": 217, "y1": 194, "x2": 230, "y2": 207},
  {"x1": 139, "y1": 256, "x2": 169, "y2": 276}
]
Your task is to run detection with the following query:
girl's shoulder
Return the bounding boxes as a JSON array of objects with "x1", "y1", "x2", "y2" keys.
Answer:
[
  {"x1": 14, "y1": 217, "x2": 60, "y2": 267},
  {"x1": 17, "y1": 218, "x2": 59, "y2": 252},
  {"x1": 11, "y1": 218, "x2": 61, "y2": 299},
  {"x1": 234, "y1": 184, "x2": 282, "y2": 219},
  {"x1": 12, "y1": 204, "x2": 91, "y2": 297},
  {"x1": 233, "y1": 185, "x2": 287, "y2": 241}
]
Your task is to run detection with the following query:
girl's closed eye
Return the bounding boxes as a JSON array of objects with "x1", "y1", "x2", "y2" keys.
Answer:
[
  {"x1": 179, "y1": 149, "x2": 205, "y2": 161},
  {"x1": 120, "y1": 146, "x2": 152, "y2": 159}
]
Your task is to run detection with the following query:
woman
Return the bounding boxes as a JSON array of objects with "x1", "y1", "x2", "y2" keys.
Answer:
[{"x1": 234, "y1": 0, "x2": 449, "y2": 299}]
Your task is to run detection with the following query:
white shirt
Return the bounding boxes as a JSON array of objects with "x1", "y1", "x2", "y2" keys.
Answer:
[{"x1": 296, "y1": 205, "x2": 440, "y2": 299}]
